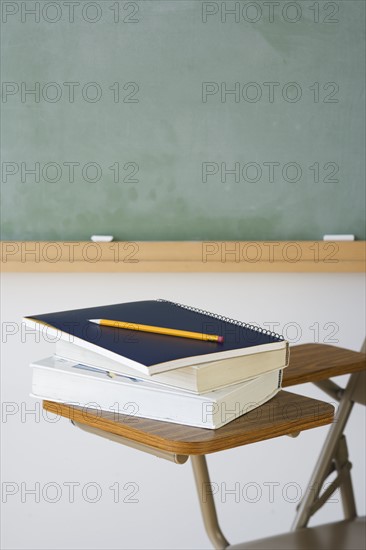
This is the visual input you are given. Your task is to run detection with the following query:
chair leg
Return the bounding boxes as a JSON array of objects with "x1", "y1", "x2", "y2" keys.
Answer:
[
  {"x1": 292, "y1": 372, "x2": 360, "y2": 530},
  {"x1": 191, "y1": 455, "x2": 229, "y2": 550},
  {"x1": 334, "y1": 435, "x2": 357, "y2": 520}
]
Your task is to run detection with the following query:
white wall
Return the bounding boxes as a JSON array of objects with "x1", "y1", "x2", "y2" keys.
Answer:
[{"x1": 1, "y1": 272, "x2": 365, "y2": 550}]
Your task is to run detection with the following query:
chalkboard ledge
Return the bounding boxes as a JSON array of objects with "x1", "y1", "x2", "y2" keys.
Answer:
[{"x1": 1, "y1": 241, "x2": 364, "y2": 272}]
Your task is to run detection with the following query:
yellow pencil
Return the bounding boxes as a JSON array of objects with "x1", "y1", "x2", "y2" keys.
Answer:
[{"x1": 89, "y1": 319, "x2": 224, "y2": 343}]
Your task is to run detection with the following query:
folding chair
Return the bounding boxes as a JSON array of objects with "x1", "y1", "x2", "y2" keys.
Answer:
[{"x1": 230, "y1": 343, "x2": 366, "y2": 550}]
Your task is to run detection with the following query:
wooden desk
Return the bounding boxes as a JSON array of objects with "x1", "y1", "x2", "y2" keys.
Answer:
[
  {"x1": 42, "y1": 343, "x2": 366, "y2": 457},
  {"x1": 283, "y1": 344, "x2": 366, "y2": 387},
  {"x1": 43, "y1": 390, "x2": 334, "y2": 456}
]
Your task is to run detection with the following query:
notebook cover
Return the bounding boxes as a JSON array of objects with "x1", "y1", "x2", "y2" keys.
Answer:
[{"x1": 25, "y1": 299, "x2": 284, "y2": 368}]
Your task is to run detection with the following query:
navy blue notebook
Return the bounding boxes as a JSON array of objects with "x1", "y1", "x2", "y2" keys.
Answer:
[{"x1": 25, "y1": 299, "x2": 286, "y2": 375}]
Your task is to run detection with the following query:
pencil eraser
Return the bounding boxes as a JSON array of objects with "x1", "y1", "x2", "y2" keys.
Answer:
[
  {"x1": 91, "y1": 235, "x2": 114, "y2": 242},
  {"x1": 217, "y1": 336, "x2": 224, "y2": 343},
  {"x1": 323, "y1": 235, "x2": 355, "y2": 241}
]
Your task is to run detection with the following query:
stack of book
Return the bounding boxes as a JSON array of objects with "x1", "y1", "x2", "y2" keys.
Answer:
[{"x1": 25, "y1": 299, "x2": 289, "y2": 429}]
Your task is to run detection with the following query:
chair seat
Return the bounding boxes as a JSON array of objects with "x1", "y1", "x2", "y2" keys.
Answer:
[
  {"x1": 283, "y1": 344, "x2": 366, "y2": 387},
  {"x1": 229, "y1": 517, "x2": 366, "y2": 550}
]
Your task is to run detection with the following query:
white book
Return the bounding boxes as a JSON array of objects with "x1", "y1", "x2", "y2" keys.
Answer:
[{"x1": 31, "y1": 356, "x2": 283, "y2": 430}]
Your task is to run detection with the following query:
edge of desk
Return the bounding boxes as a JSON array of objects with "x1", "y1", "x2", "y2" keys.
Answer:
[{"x1": 43, "y1": 391, "x2": 334, "y2": 455}]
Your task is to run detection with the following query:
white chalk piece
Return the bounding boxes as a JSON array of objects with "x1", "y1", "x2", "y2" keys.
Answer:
[
  {"x1": 323, "y1": 235, "x2": 355, "y2": 241},
  {"x1": 90, "y1": 235, "x2": 114, "y2": 242}
]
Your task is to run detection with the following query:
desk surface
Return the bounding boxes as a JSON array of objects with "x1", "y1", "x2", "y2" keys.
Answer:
[
  {"x1": 283, "y1": 344, "x2": 366, "y2": 387},
  {"x1": 43, "y1": 391, "x2": 334, "y2": 455},
  {"x1": 42, "y1": 343, "x2": 366, "y2": 455}
]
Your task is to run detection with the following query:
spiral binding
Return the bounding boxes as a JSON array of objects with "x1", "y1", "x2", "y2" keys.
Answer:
[{"x1": 157, "y1": 299, "x2": 284, "y2": 341}]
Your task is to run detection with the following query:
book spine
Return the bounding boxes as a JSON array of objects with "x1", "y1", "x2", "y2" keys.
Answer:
[
  {"x1": 278, "y1": 369, "x2": 283, "y2": 388},
  {"x1": 285, "y1": 342, "x2": 290, "y2": 366}
]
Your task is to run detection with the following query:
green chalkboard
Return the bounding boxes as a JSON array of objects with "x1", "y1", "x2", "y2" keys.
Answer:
[{"x1": 1, "y1": 0, "x2": 365, "y2": 240}]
